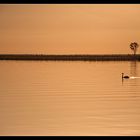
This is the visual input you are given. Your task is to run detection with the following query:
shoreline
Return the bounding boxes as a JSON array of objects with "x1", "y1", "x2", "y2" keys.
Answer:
[{"x1": 0, "y1": 54, "x2": 140, "y2": 61}]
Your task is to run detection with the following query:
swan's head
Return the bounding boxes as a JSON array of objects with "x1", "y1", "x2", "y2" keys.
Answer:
[{"x1": 122, "y1": 73, "x2": 124, "y2": 75}]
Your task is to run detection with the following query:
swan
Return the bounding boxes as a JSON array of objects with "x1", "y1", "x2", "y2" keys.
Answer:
[{"x1": 122, "y1": 73, "x2": 129, "y2": 79}]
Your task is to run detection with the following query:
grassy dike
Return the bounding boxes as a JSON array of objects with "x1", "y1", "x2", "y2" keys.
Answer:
[{"x1": 0, "y1": 54, "x2": 140, "y2": 61}]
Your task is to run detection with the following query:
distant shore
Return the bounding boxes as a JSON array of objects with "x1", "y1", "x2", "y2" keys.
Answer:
[{"x1": 0, "y1": 54, "x2": 140, "y2": 61}]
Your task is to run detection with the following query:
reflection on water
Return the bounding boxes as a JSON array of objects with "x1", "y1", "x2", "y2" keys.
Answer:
[
  {"x1": 130, "y1": 61, "x2": 137, "y2": 76},
  {"x1": 1, "y1": 61, "x2": 140, "y2": 136},
  {"x1": 122, "y1": 61, "x2": 140, "y2": 85}
]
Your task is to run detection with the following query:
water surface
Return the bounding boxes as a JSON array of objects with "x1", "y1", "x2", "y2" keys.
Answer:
[{"x1": 0, "y1": 61, "x2": 140, "y2": 136}]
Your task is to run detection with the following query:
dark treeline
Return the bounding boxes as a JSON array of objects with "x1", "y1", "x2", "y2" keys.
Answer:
[{"x1": 0, "y1": 54, "x2": 140, "y2": 61}]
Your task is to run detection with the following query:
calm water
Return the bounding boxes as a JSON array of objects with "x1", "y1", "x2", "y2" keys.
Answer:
[{"x1": 1, "y1": 61, "x2": 140, "y2": 136}]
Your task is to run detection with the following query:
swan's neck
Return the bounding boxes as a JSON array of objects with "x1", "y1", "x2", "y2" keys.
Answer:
[{"x1": 122, "y1": 73, "x2": 124, "y2": 78}]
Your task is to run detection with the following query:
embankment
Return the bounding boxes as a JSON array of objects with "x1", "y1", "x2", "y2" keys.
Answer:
[{"x1": 0, "y1": 54, "x2": 140, "y2": 61}]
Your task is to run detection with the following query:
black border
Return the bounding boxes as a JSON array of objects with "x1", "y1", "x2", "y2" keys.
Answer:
[{"x1": 0, "y1": 0, "x2": 140, "y2": 4}]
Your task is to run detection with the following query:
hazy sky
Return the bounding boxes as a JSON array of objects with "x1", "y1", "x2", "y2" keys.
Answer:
[{"x1": 0, "y1": 4, "x2": 140, "y2": 54}]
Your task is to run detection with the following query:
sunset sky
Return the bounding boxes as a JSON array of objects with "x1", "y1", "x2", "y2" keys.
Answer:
[{"x1": 0, "y1": 4, "x2": 140, "y2": 54}]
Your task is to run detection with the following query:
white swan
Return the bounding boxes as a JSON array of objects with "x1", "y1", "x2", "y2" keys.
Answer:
[{"x1": 122, "y1": 73, "x2": 129, "y2": 79}]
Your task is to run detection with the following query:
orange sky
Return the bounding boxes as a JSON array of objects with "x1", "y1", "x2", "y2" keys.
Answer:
[{"x1": 0, "y1": 4, "x2": 140, "y2": 54}]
